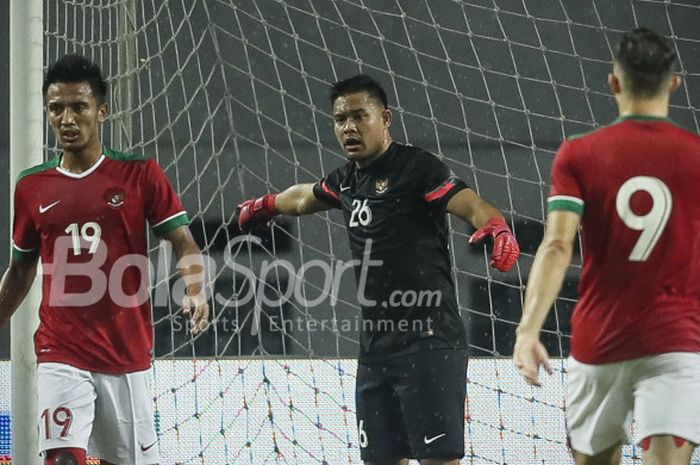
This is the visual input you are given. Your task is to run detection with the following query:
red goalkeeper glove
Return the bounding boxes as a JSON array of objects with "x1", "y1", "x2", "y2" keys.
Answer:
[
  {"x1": 236, "y1": 194, "x2": 279, "y2": 232},
  {"x1": 469, "y1": 217, "x2": 520, "y2": 272}
]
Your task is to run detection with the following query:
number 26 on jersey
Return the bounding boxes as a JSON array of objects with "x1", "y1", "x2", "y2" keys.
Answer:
[{"x1": 349, "y1": 199, "x2": 373, "y2": 227}]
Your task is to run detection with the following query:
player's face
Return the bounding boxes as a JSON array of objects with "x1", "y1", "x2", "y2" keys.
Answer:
[
  {"x1": 333, "y1": 92, "x2": 392, "y2": 163},
  {"x1": 45, "y1": 82, "x2": 108, "y2": 153}
]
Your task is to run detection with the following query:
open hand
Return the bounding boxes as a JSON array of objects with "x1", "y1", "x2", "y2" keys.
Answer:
[
  {"x1": 513, "y1": 334, "x2": 553, "y2": 386},
  {"x1": 469, "y1": 217, "x2": 520, "y2": 272},
  {"x1": 183, "y1": 293, "x2": 209, "y2": 335}
]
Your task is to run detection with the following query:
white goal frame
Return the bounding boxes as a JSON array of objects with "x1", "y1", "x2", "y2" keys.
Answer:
[{"x1": 10, "y1": 0, "x2": 43, "y2": 463}]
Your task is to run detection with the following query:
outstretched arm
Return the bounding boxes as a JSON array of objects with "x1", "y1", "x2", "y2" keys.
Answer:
[
  {"x1": 514, "y1": 209, "x2": 580, "y2": 385},
  {"x1": 446, "y1": 187, "x2": 503, "y2": 228},
  {"x1": 165, "y1": 226, "x2": 209, "y2": 334},
  {"x1": 447, "y1": 188, "x2": 520, "y2": 272},
  {"x1": 237, "y1": 183, "x2": 334, "y2": 231},
  {"x1": 275, "y1": 183, "x2": 334, "y2": 216},
  {"x1": 0, "y1": 256, "x2": 39, "y2": 329}
]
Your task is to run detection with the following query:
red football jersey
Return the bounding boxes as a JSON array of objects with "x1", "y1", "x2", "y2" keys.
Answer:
[
  {"x1": 549, "y1": 115, "x2": 700, "y2": 364},
  {"x1": 12, "y1": 148, "x2": 189, "y2": 373}
]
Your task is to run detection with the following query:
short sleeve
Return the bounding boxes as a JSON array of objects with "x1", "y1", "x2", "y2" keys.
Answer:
[
  {"x1": 419, "y1": 152, "x2": 469, "y2": 210},
  {"x1": 12, "y1": 181, "x2": 40, "y2": 261},
  {"x1": 547, "y1": 140, "x2": 585, "y2": 215},
  {"x1": 312, "y1": 165, "x2": 345, "y2": 209},
  {"x1": 144, "y1": 159, "x2": 190, "y2": 237}
]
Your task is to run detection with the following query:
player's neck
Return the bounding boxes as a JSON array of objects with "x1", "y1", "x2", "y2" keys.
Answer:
[
  {"x1": 355, "y1": 138, "x2": 393, "y2": 169},
  {"x1": 617, "y1": 96, "x2": 670, "y2": 119},
  {"x1": 61, "y1": 143, "x2": 103, "y2": 174}
]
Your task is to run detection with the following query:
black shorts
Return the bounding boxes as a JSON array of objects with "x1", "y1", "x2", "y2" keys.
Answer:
[{"x1": 355, "y1": 348, "x2": 467, "y2": 461}]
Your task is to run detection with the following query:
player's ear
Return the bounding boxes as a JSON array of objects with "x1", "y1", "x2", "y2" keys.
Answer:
[
  {"x1": 668, "y1": 74, "x2": 682, "y2": 94},
  {"x1": 608, "y1": 73, "x2": 622, "y2": 95},
  {"x1": 382, "y1": 108, "x2": 392, "y2": 128},
  {"x1": 97, "y1": 102, "x2": 109, "y2": 123}
]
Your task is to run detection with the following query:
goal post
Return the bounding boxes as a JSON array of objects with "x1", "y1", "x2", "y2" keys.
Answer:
[
  {"x1": 113, "y1": 0, "x2": 138, "y2": 150},
  {"x1": 10, "y1": 0, "x2": 43, "y2": 463}
]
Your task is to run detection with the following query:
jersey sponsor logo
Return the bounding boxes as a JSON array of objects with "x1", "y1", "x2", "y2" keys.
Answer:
[
  {"x1": 424, "y1": 433, "x2": 446, "y2": 444},
  {"x1": 140, "y1": 439, "x2": 158, "y2": 452},
  {"x1": 375, "y1": 178, "x2": 389, "y2": 194},
  {"x1": 340, "y1": 184, "x2": 351, "y2": 192},
  {"x1": 39, "y1": 200, "x2": 61, "y2": 214},
  {"x1": 104, "y1": 187, "x2": 125, "y2": 208}
]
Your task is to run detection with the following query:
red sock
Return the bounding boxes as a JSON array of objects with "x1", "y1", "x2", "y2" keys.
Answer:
[
  {"x1": 45, "y1": 448, "x2": 87, "y2": 465},
  {"x1": 639, "y1": 436, "x2": 686, "y2": 451}
]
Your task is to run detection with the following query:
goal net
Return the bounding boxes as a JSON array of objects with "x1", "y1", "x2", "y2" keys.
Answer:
[{"x1": 34, "y1": 0, "x2": 700, "y2": 464}]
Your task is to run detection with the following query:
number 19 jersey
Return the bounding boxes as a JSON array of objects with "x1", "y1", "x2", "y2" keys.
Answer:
[
  {"x1": 12, "y1": 148, "x2": 189, "y2": 373},
  {"x1": 548, "y1": 115, "x2": 700, "y2": 364}
]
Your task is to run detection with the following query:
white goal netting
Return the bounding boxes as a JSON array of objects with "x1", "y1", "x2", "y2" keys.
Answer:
[{"x1": 36, "y1": 0, "x2": 700, "y2": 464}]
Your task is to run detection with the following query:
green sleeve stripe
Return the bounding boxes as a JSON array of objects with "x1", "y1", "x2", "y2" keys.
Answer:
[
  {"x1": 566, "y1": 130, "x2": 594, "y2": 141},
  {"x1": 547, "y1": 198, "x2": 584, "y2": 215},
  {"x1": 152, "y1": 212, "x2": 189, "y2": 237},
  {"x1": 12, "y1": 244, "x2": 38, "y2": 261},
  {"x1": 103, "y1": 146, "x2": 149, "y2": 162},
  {"x1": 16, "y1": 156, "x2": 61, "y2": 183}
]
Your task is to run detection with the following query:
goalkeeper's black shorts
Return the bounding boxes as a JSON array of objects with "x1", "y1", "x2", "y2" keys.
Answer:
[{"x1": 355, "y1": 348, "x2": 467, "y2": 461}]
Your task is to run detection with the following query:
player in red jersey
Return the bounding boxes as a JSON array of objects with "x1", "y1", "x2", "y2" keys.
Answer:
[
  {"x1": 514, "y1": 28, "x2": 700, "y2": 465},
  {"x1": 0, "y1": 54, "x2": 209, "y2": 465}
]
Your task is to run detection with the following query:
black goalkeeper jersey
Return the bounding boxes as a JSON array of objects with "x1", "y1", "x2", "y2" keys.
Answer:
[{"x1": 313, "y1": 142, "x2": 468, "y2": 362}]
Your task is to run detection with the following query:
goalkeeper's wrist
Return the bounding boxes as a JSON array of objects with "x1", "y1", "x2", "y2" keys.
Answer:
[
  {"x1": 485, "y1": 216, "x2": 511, "y2": 236},
  {"x1": 258, "y1": 193, "x2": 279, "y2": 216}
]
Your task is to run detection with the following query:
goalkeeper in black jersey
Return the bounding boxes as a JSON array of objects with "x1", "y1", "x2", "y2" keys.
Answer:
[{"x1": 236, "y1": 74, "x2": 520, "y2": 465}]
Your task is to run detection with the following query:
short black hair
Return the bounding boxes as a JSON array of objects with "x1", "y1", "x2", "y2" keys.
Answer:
[
  {"x1": 43, "y1": 54, "x2": 108, "y2": 104},
  {"x1": 329, "y1": 74, "x2": 388, "y2": 108},
  {"x1": 614, "y1": 27, "x2": 676, "y2": 97}
]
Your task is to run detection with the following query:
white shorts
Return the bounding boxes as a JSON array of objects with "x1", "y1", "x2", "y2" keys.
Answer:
[
  {"x1": 37, "y1": 362, "x2": 159, "y2": 465},
  {"x1": 567, "y1": 353, "x2": 700, "y2": 455}
]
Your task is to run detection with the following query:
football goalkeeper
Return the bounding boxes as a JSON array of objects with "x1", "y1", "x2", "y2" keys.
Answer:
[{"x1": 237, "y1": 74, "x2": 519, "y2": 465}]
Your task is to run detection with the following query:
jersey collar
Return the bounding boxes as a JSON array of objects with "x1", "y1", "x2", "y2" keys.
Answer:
[
  {"x1": 356, "y1": 142, "x2": 397, "y2": 172},
  {"x1": 614, "y1": 114, "x2": 673, "y2": 124},
  {"x1": 56, "y1": 153, "x2": 106, "y2": 179}
]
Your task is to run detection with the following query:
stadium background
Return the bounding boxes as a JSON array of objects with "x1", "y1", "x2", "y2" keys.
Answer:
[
  {"x1": 0, "y1": 1, "x2": 699, "y2": 464},
  {"x1": 1, "y1": 0, "x2": 698, "y2": 361}
]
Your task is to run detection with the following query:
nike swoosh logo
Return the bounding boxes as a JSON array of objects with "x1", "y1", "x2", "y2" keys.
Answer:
[
  {"x1": 340, "y1": 185, "x2": 351, "y2": 192},
  {"x1": 140, "y1": 440, "x2": 157, "y2": 452},
  {"x1": 424, "y1": 433, "x2": 446, "y2": 444},
  {"x1": 39, "y1": 200, "x2": 61, "y2": 214}
]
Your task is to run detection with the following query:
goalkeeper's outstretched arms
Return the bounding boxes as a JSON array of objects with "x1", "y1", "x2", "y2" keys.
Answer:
[
  {"x1": 237, "y1": 183, "x2": 334, "y2": 232},
  {"x1": 446, "y1": 188, "x2": 520, "y2": 272},
  {"x1": 0, "y1": 255, "x2": 39, "y2": 329}
]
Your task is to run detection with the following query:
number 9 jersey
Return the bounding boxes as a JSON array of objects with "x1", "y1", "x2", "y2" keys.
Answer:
[
  {"x1": 548, "y1": 115, "x2": 700, "y2": 364},
  {"x1": 11, "y1": 148, "x2": 189, "y2": 373}
]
